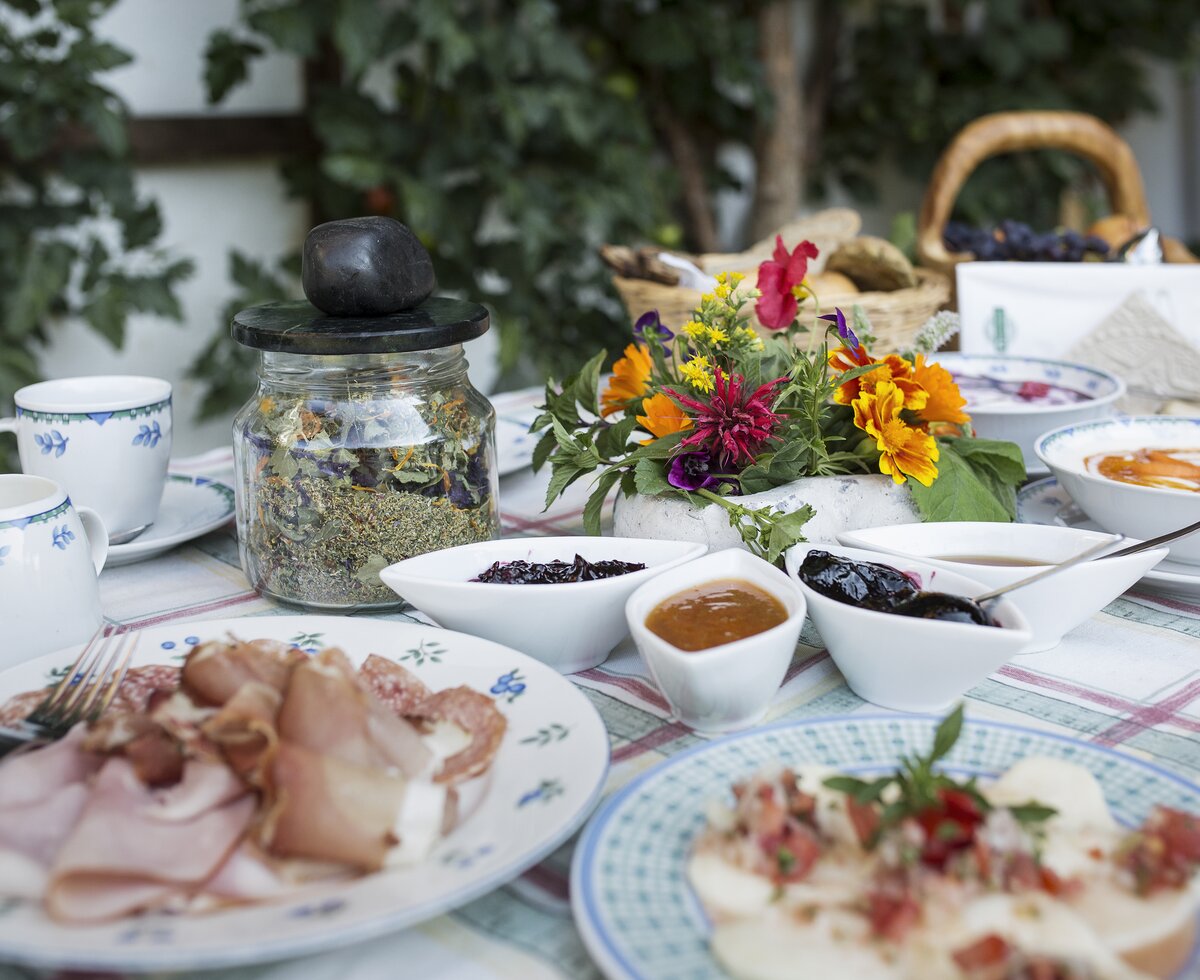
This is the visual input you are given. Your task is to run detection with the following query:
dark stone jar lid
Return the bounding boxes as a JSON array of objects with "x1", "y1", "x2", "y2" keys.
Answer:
[{"x1": 231, "y1": 296, "x2": 490, "y2": 355}]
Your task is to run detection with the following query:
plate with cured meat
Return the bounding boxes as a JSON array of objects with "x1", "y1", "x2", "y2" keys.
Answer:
[
  {"x1": 571, "y1": 711, "x2": 1200, "y2": 980},
  {"x1": 0, "y1": 615, "x2": 609, "y2": 972}
]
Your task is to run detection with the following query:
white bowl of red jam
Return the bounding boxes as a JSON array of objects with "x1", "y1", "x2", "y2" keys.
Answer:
[
  {"x1": 785, "y1": 544, "x2": 1032, "y2": 713},
  {"x1": 1035, "y1": 416, "x2": 1200, "y2": 565},
  {"x1": 624, "y1": 549, "x2": 807, "y2": 734},
  {"x1": 378, "y1": 536, "x2": 707, "y2": 674},
  {"x1": 935, "y1": 353, "x2": 1124, "y2": 474}
]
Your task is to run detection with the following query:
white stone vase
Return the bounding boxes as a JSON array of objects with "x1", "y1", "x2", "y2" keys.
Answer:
[{"x1": 611, "y1": 473, "x2": 921, "y2": 551}]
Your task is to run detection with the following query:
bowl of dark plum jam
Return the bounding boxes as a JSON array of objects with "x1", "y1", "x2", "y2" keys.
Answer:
[
  {"x1": 379, "y1": 536, "x2": 707, "y2": 673},
  {"x1": 784, "y1": 544, "x2": 1032, "y2": 713}
]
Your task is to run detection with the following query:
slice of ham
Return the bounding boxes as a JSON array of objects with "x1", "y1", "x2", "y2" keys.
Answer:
[
  {"x1": 258, "y1": 741, "x2": 412, "y2": 871},
  {"x1": 276, "y1": 649, "x2": 431, "y2": 780},
  {"x1": 182, "y1": 638, "x2": 304, "y2": 706},
  {"x1": 359, "y1": 654, "x2": 432, "y2": 715},
  {"x1": 408, "y1": 686, "x2": 507, "y2": 784},
  {"x1": 201, "y1": 681, "x2": 282, "y2": 782},
  {"x1": 47, "y1": 758, "x2": 254, "y2": 922}
]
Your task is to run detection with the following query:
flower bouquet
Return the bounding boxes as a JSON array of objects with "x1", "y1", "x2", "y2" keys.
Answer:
[{"x1": 532, "y1": 238, "x2": 1025, "y2": 561}]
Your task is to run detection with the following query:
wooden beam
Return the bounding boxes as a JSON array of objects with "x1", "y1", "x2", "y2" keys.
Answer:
[{"x1": 126, "y1": 114, "x2": 313, "y2": 164}]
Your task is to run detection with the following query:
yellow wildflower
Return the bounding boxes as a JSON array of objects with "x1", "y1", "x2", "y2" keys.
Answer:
[
  {"x1": 715, "y1": 272, "x2": 729, "y2": 284},
  {"x1": 683, "y1": 320, "x2": 706, "y2": 339},
  {"x1": 729, "y1": 271, "x2": 745, "y2": 286},
  {"x1": 852, "y1": 380, "x2": 939, "y2": 487},
  {"x1": 715, "y1": 283, "x2": 731, "y2": 299},
  {"x1": 600, "y1": 343, "x2": 652, "y2": 417},
  {"x1": 636, "y1": 392, "x2": 692, "y2": 445},
  {"x1": 680, "y1": 356, "x2": 714, "y2": 393},
  {"x1": 790, "y1": 277, "x2": 813, "y2": 301},
  {"x1": 706, "y1": 325, "x2": 729, "y2": 345},
  {"x1": 701, "y1": 292, "x2": 715, "y2": 305}
]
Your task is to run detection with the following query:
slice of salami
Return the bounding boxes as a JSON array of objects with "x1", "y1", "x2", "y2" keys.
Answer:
[
  {"x1": 409, "y1": 686, "x2": 507, "y2": 784},
  {"x1": 358, "y1": 654, "x2": 432, "y2": 717}
]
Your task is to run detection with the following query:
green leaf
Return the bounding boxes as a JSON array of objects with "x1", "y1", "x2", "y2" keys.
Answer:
[
  {"x1": 333, "y1": 0, "x2": 385, "y2": 79},
  {"x1": 81, "y1": 99, "x2": 128, "y2": 156},
  {"x1": 945, "y1": 437, "x2": 1026, "y2": 486},
  {"x1": 570, "y1": 350, "x2": 606, "y2": 417},
  {"x1": 929, "y1": 704, "x2": 964, "y2": 765},
  {"x1": 907, "y1": 448, "x2": 1012, "y2": 523},
  {"x1": 763, "y1": 504, "x2": 815, "y2": 564},
  {"x1": 595, "y1": 414, "x2": 638, "y2": 459},
  {"x1": 530, "y1": 429, "x2": 557, "y2": 473},
  {"x1": 82, "y1": 282, "x2": 127, "y2": 346},
  {"x1": 204, "y1": 31, "x2": 264, "y2": 104},
  {"x1": 1008, "y1": 802, "x2": 1058, "y2": 826},
  {"x1": 582, "y1": 467, "x2": 622, "y2": 534},
  {"x1": 632, "y1": 457, "x2": 672, "y2": 496},
  {"x1": 322, "y1": 153, "x2": 388, "y2": 189},
  {"x1": 246, "y1": 5, "x2": 319, "y2": 57}
]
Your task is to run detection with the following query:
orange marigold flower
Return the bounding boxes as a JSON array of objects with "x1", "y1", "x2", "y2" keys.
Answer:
[
  {"x1": 853, "y1": 380, "x2": 940, "y2": 487},
  {"x1": 829, "y1": 346, "x2": 927, "y2": 411},
  {"x1": 912, "y1": 354, "x2": 971, "y2": 426},
  {"x1": 601, "y1": 343, "x2": 652, "y2": 417},
  {"x1": 636, "y1": 392, "x2": 692, "y2": 445}
]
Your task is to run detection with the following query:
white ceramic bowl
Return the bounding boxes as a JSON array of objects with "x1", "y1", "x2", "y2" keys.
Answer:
[
  {"x1": 624, "y1": 549, "x2": 806, "y2": 733},
  {"x1": 784, "y1": 544, "x2": 1032, "y2": 712},
  {"x1": 935, "y1": 353, "x2": 1124, "y2": 473},
  {"x1": 837, "y1": 522, "x2": 1168, "y2": 653},
  {"x1": 379, "y1": 536, "x2": 707, "y2": 674},
  {"x1": 1035, "y1": 416, "x2": 1200, "y2": 565}
]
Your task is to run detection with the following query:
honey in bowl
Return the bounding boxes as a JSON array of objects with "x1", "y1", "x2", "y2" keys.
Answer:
[
  {"x1": 1085, "y1": 447, "x2": 1200, "y2": 492},
  {"x1": 645, "y1": 578, "x2": 788, "y2": 652}
]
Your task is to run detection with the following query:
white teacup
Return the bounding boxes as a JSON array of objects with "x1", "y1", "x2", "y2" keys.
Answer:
[
  {"x1": 0, "y1": 376, "x2": 172, "y2": 542},
  {"x1": 0, "y1": 474, "x2": 109, "y2": 668}
]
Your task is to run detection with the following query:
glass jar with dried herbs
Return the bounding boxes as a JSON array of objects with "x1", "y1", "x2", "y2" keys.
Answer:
[{"x1": 231, "y1": 298, "x2": 498, "y2": 610}]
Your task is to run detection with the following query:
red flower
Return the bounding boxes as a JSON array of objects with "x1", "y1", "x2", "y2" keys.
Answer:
[
  {"x1": 755, "y1": 236, "x2": 819, "y2": 330},
  {"x1": 666, "y1": 368, "x2": 784, "y2": 468}
]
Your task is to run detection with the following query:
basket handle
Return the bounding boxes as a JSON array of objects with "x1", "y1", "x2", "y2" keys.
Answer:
[{"x1": 916, "y1": 110, "x2": 1151, "y2": 271}]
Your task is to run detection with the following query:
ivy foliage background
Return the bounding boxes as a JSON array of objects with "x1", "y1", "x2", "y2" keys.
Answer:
[
  {"x1": 190, "y1": 0, "x2": 768, "y2": 416},
  {"x1": 815, "y1": 0, "x2": 1200, "y2": 229},
  {"x1": 0, "y1": 0, "x2": 193, "y2": 433}
]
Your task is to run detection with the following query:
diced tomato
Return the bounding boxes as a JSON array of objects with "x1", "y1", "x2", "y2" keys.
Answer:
[
  {"x1": 1119, "y1": 805, "x2": 1200, "y2": 894},
  {"x1": 771, "y1": 821, "x2": 822, "y2": 883},
  {"x1": 952, "y1": 933, "x2": 1011, "y2": 971},
  {"x1": 865, "y1": 875, "x2": 921, "y2": 941},
  {"x1": 846, "y1": 795, "x2": 880, "y2": 847},
  {"x1": 915, "y1": 788, "x2": 985, "y2": 868}
]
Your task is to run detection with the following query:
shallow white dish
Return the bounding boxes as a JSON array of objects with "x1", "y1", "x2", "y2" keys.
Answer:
[
  {"x1": 103, "y1": 474, "x2": 235, "y2": 568},
  {"x1": 0, "y1": 614, "x2": 609, "y2": 973},
  {"x1": 1018, "y1": 476, "x2": 1200, "y2": 599},
  {"x1": 837, "y1": 522, "x2": 1168, "y2": 653},
  {"x1": 1035, "y1": 416, "x2": 1200, "y2": 565},
  {"x1": 490, "y1": 387, "x2": 542, "y2": 477},
  {"x1": 624, "y1": 549, "x2": 806, "y2": 733},
  {"x1": 935, "y1": 353, "x2": 1124, "y2": 474},
  {"x1": 784, "y1": 544, "x2": 1032, "y2": 711},
  {"x1": 570, "y1": 714, "x2": 1200, "y2": 980},
  {"x1": 380, "y1": 536, "x2": 707, "y2": 674}
]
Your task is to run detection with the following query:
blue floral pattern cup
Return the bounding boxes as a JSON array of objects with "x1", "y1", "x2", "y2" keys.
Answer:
[
  {"x1": 0, "y1": 474, "x2": 108, "y2": 668},
  {"x1": 0, "y1": 376, "x2": 172, "y2": 542}
]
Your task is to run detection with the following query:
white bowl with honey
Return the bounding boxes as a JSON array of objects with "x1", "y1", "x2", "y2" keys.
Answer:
[
  {"x1": 624, "y1": 549, "x2": 806, "y2": 733},
  {"x1": 1035, "y1": 416, "x2": 1200, "y2": 565}
]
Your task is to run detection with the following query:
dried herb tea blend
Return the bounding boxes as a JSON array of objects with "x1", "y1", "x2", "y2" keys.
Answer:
[{"x1": 231, "y1": 280, "x2": 498, "y2": 610}]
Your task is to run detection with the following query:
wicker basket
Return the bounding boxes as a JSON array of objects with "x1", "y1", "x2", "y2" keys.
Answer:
[
  {"x1": 916, "y1": 109, "x2": 1197, "y2": 274},
  {"x1": 608, "y1": 206, "x2": 950, "y2": 353}
]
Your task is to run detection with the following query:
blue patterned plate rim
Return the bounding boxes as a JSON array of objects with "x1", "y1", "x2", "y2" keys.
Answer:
[
  {"x1": 571, "y1": 713, "x2": 1200, "y2": 980},
  {"x1": 0, "y1": 615, "x2": 611, "y2": 972}
]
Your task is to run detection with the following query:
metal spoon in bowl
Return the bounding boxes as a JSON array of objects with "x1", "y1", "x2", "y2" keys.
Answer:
[
  {"x1": 1098, "y1": 518, "x2": 1200, "y2": 560},
  {"x1": 885, "y1": 536, "x2": 1123, "y2": 624}
]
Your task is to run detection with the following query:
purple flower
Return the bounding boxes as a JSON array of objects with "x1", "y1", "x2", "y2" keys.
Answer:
[
  {"x1": 819, "y1": 309, "x2": 858, "y2": 351},
  {"x1": 667, "y1": 450, "x2": 720, "y2": 491},
  {"x1": 634, "y1": 310, "x2": 674, "y2": 342}
]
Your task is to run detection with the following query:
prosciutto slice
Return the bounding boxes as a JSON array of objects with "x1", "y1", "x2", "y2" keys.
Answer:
[
  {"x1": 276, "y1": 649, "x2": 431, "y2": 779},
  {"x1": 359, "y1": 654, "x2": 432, "y2": 715},
  {"x1": 46, "y1": 758, "x2": 254, "y2": 922},
  {"x1": 409, "y1": 687, "x2": 507, "y2": 784},
  {"x1": 182, "y1": 638, "x2": 304, "y2": 706}
]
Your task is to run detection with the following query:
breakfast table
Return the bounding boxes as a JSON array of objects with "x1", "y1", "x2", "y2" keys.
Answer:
[{"x1": 5, "y1": 439, "x2": 1200, "y2": 980}]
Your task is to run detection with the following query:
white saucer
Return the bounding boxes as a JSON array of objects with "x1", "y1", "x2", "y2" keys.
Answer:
[
  {"x1": 1018, "y1": 476, "x2": 1200, "y2": 598},
  {"x1": 104, "y1": 474, "x2": 235, "y2": 568},
  {"x1": 491, "y1": 387, "x2": 542, "y2": 477}
]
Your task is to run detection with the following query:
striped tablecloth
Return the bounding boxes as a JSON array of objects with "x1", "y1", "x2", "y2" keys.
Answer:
[{"x1": 11, "y1": 434, "x2": 1200, "y2": 980}]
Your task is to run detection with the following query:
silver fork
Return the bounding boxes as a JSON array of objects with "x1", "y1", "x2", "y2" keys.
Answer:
[{"x1": 0, "y1": 625, "x2": 139, "y2": 757}]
